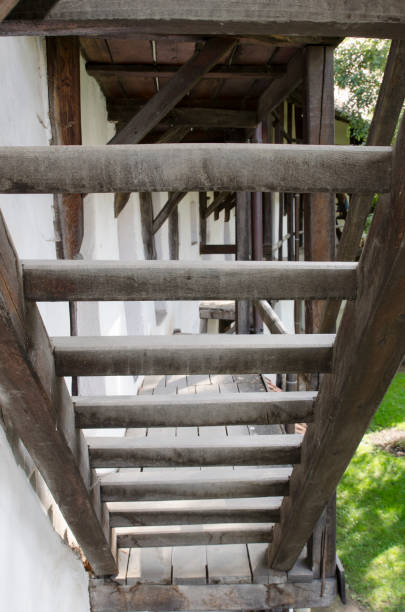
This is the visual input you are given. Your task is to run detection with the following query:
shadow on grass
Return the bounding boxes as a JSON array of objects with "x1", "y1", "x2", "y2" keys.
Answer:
[{"x1": 337, "y1": 441, "x2": 405, "y2": 611}]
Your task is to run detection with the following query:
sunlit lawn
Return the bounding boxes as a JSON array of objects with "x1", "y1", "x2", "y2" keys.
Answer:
[{"x1": 337, "y1": 373, "x2": 405, "y2": 611}]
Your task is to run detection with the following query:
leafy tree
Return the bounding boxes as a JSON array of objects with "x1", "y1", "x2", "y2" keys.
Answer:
[{"x1": 334, "y1": 38, "x2": 390, "y2": 143}]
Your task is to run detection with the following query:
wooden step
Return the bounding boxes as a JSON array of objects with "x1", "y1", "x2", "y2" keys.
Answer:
[
  {"x1": 53, "y1": 334, "x2": 334, "y2": 376},
  {"x1": 87, "y1": 434, "x2": 302, "y2": 468},
  {"x1": 101, "y1": 467, "x2": 292, "y2": 501},
  {"x1": 115, "y1": 523, "x2": 274, "y2": 548},
  {"x1": 74, "y1": 391, "x2": 316, "y2": 428},
  {"x1": 0, "y1": 144, "x2": 391, "y2": 194},
  {"x1": 22, "y1": 260, "x2": 357, "y2": 301},
  {"x1": 108, "y1": 498, "x2": 282, "y2": 527}
]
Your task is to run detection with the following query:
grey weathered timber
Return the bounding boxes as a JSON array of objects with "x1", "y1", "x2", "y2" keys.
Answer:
[
  {"x1": 52, "y1": 334, "x2": 334, "y2": 376},
  {"x1": 3, "y1": 1, "x2": 405, "y2": 38},
  {"x1": 89, "y1": 579, "x2": 337, "y2": 611},
  {"x1": 74, "y1": 391, "x2": 315, "y2": 428},
  {"x1": 88, "y1": 63, "x2": 286, "y2": 80},
  {"x1": 0, "y1": 212, "x2": 116, "y2": 575},
  {"x1": 257, "y1": 50, "x2": 304, "y2": 121},
  {"x1": 256, "y1": 300, "x2": 289, "y2": 335},
  {"x1": 23, "y1": 260, "x2": 358, "y2": 302},
  {"x1": 0, "y1": 144, "x2": 392, "y2": 194},
  {"x1": 107, "y1": 102, "x2": 258, "y2": 129},
  {"x1": 87, "y1": 434, "x2": 303, "y2": 468},
  {"x1": 108, "y1": 498, "x2": 282, "y2": 527},
  {"x1": 152, "y1": 192, "x2": 187, "y2": 234},
  {"x1": 235, "y1": 190, "x2": 251, "y2": 333},
  {"x1": 101, "y1": 467, "x2": 291, "y2": 502},
  {"x1": 115, "y1": 524, "x2": 274, "y2": 548},
  {"x1": 268, "y1": 113, "x2": 405, "y2": 571},
  {"x1": 321, "y1": 40, "x2": 405, "y2": 333},
  {"x1": 109, "y1": 38, "x2": 236, "y2": 145}
]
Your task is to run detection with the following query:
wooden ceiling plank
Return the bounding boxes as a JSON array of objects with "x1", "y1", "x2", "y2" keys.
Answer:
[{"x1": 109, "y1": 37, "x2": 237, "y2": 145}]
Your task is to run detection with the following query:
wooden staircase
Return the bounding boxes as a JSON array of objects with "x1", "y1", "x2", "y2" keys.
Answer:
[
  {"x1": 1, "y1": 5, "x2": 405, "y2": 606},
  {"x1": 1, "y1": 120, "x2": 405, "y2": 608}
]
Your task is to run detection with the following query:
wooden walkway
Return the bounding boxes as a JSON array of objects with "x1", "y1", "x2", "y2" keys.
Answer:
[{"x1": 107, "y1": 372, "x2": 291, "y2": 585}]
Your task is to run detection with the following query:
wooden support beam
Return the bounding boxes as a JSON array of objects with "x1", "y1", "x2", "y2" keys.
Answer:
[
  {"x1": 139, "y1": 192, "x2": 156, "y2": 260},
  {"x1": 0, "y1": 212, "x2": 116, "y2": 575},
  {"x1": 46, "y1": 36, "x2": 83, "y2": 259},
  {"x1": 257, "y1": 50, "x2": 304, "y2": 121},
  {"x1": 321, "y1": 39, "x2": 405, "y2": 333},
  {"x1": 115, "y1": 524, "x2": 274, "y2": 548},
  {"x1": 255, "y1": 300, "x2": 289, "y2": 335},
  {"x1": 88, "y1": 62, "x2": 286, "y2": 81},
  {"x1": 152, "y1": 192, "x2": 187, "y2": 234},
  {"x1": 109, "y1": 498, "x2": 282, "y2": 528},
  {"x1": 88, "y1": 434, "x2": 303, "y2": 469},
  {"x1": 0, "y1": 0, "x2": 20, "y2": 21},
  {"x1": 107, "y1": 102, "x2": 258, "y2": 129},
  {"x1": 268, "y1": 112, "x2": 405, "y2": 572},
  {"x1": 52, "y1": 334, "x2": 334, "y2": 376},
  {"x1": 23, "y1": 260, "x2": 358, "y2": 302},
  {"x1": 304, "y1": 46, "x2": 336, "y2": 334},
  {"x1": 101, "y1": 467, "x2": 292, "y2": 502},
  {"x1": 236, "y1": 190, "x2": 251, "y2": 333},
  {"x1": 6, "y1": 0, "x2": 61, "y2": 20},
  {"x1": 0, "y1": 144, "x2": 391, "y2": 194},
  {"x1": 74, "y1": 391, "x2": 316, "y2": 428},
  {"x1": 204, "y1": 192, "x2": 231, "y2": 219},
  {"x1": 199, "y1": 244, "x2": 236, "y2": 255},
  {"x1": 109, "y1": 37, "x2": 236, "y2": 145},
  {"x1": 3, "y1": 2, "x2": 405, "y2": 38}
]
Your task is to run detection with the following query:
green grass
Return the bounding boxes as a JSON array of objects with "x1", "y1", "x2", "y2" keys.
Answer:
[
  {"x1": 337, "y1": 373, "x2": 405, "y2": 611},
  {"x1": 369, "y1": 372, "x2": 405, "y2": 432}
]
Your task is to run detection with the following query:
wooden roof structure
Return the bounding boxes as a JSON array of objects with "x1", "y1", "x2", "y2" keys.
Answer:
[{"x1": 1, "y1": 3, "x2": 405, "y2": 611}]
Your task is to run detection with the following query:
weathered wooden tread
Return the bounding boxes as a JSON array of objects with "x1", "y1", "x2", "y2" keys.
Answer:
[
  {"x1": 115, "y1": 523, "x2": 274, "y2": 548},
  {"x1": 88, "y1": 434, "x2": 302, "y2": 468},
  {"x1": 53, "y1": 334, "x2": 334, "y2": 376},
  {"x1": 0, "y1": 144, "x2": 391, "y2": 194},
  {"x1": 101, "y1": 467, "x2": 292, "y2": 501},
  {"x1": 108, "y1": 497, "x2": 282, "y2": 527},
  {"x1": 23, "y1": 260, "x2": 357, "y2": 301},
  {"x1": 89, "y1": 579, "x2": 337, "y2": 611},
  {"x1": 74, "y1": 391, "x2": 316, "y2": 428}
]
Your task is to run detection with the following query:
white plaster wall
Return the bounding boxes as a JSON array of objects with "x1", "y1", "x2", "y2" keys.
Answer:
[
  {"x1": 0, "y1": 36, "x2": 90, "y2": 612},
  {"x1": 0, "y1": 427, "x2": 90, "y2": 612}
]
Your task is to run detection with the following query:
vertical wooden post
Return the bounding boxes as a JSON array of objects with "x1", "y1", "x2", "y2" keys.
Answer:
[
  {"x1": 262, "y1": 115, "x2": 274, "y2": 261},
  {"x1": 235, "y1": 191, "x2": 251, "y2": 334},
  {"x1": 252, "y1": 123, "x2": 263, "y2": 333},
  {"x1": 47, "y1": 36, "x2": 83, "y2": 396},
  {"x1": 199, "y1": 192, "x2": 207, "y2": 251},
  {"x1": 304, "y1": 46, "x2": 335, "y2": 333},
  {"x1": 303, "y1": 45, "x2": 336, "y2": 577}
]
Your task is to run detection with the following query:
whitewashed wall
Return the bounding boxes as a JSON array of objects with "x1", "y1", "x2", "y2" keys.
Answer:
[{"x1": 0, "y1": 37, "x2": 90, "y2": 612}]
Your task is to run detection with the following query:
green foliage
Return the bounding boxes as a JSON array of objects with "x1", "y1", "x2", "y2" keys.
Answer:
[{"x1": 334, "y1": 39, "x2": 390, "y2": 143}]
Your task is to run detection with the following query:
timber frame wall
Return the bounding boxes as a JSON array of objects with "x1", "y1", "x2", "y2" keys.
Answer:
[{"x1": 1, "y1": 3, "x2": 405, "y2": 611}]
